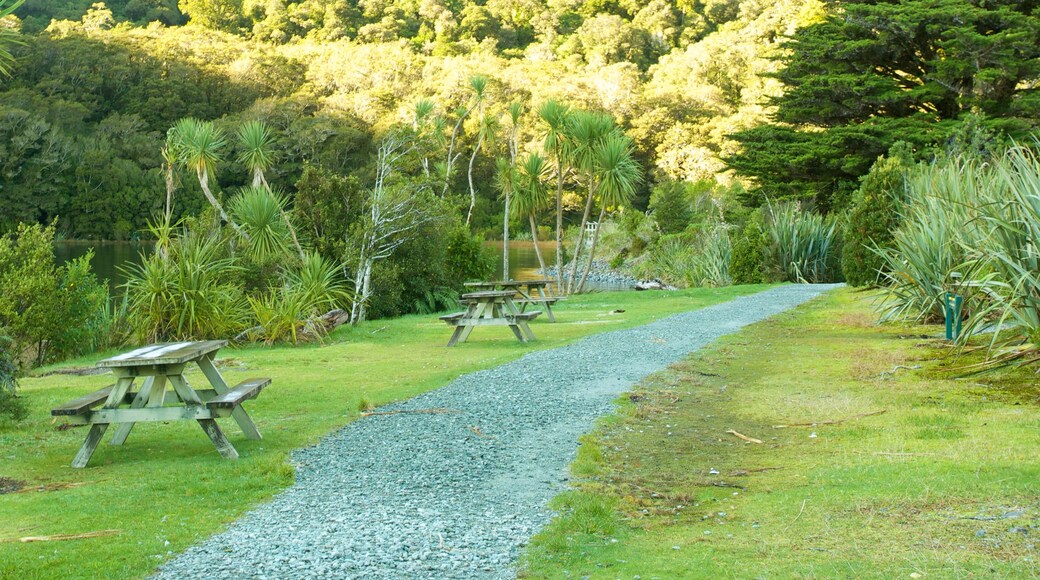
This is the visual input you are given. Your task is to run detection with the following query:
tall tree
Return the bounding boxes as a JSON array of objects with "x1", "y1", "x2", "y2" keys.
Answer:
[
  {"x1": 728, "y1": 0, "x2": 1040, "y2": 211},
  {"x1": 499, "y1": 101, "x2": 524, "y2": 279},
  {"x1": 537, "y1": 100, "x2": 571, "y2": 294},
  {"x1": 576, "y1": 133, "x2": 641, "y2": 293},
  {"x1": 512, "y1": 152, "x2": 550, "y2": 275},
  {"x1": 167, "y1": 118, "x2": 246, "y2": 238},
  {"x1": 237, "y1": 119, "x2": 304, "y2": 259},
  {"x1": 565, "y1": 110, "x2": 616, "y2": 294}
]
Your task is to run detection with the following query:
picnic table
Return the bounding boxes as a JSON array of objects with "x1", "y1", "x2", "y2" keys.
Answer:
[
  {"x1": 51, "y1": 341, "x2": 270, "y2": 468},
  {"x1": 463, "y1": 279, "x2": 559, "y2": 322},
  {"x1": 439, "y1": 290, "x2": 541, "y2": 346}
]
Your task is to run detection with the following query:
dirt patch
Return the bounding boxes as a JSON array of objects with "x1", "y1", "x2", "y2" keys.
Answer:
[{"x1": 0, "y1": 477, "x2": 25, "y2": 495}]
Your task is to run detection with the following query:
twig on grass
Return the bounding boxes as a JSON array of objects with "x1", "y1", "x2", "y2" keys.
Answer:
[
  {"x1": 773, "y1": 410, "x2": 886, "y2": 429},
  {"x1": 879, "y1": 365, "x2": 922, "y2": 380},
  {"x1": 360, "y1": 408, "x2": 461, "y2": 417},
  {"x1": 726, "y1": 429, "x2": 763, "y2": 444},
  {"x1": 786, "y1": 499, "x2": 807, "y2": 530},
  {"x1": 14, "y1": 481, "x2": 91, "y2": 494},
  {"x1": 730, "y1": 467, "x2": 784, "y2": 476},
  {"x1": 469, "y1": 426, "x2": 495, "y2": 439},
  {"x1": 369, "y1": 326, "x2": 389, "y2": 334},
  {"x1": 872, "y1": 451, "x2": 946, "y2": 457},
  {"x1": 3, "y1": 529, "x2": 121, "y2": 543}
]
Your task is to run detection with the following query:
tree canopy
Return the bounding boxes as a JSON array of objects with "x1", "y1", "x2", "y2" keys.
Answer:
[{"x1": 728, "y1": 0, "x2": 1040, "y2": 211}]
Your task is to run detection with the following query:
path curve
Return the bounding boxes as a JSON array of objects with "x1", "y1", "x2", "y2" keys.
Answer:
[{"x1": 155, "y1": 284, "x2": 838, "y2": 579}]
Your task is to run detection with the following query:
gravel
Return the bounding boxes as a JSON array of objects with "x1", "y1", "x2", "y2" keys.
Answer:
[{"x1": 154, "y1": 284, "x2": 839, "y2": 579}]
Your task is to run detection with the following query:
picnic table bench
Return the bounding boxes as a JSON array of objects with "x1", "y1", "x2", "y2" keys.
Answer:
[
  {"x1": 463, "y1": 279, "x2": 559, "y2": 322},
  {"x1": 439, "y1": 290, "x2": 541, "y2": 346},
  {"x1": 51, "y1": 341, "x2": 270, "y2": 468}
]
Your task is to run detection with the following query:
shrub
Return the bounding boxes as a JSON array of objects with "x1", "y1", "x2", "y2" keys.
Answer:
[
  {"x1": 633, "y1": 224, "x2": 731, "y2": 288},
  {"x1": 875, "y1": 157, "x2": 991, "y2": 323},
  {"x1": 764, "y1": 202, "x2": 841, "y2": 283},
  {"x1": 0, "y1": 334, "x2": 27, "y2": 422},
  {"x1": 842, "y1": 143, "x2": 913, "y2": 287},
  {"x1": 0, "y1": 223, "x2": 108, "y2": 366},
  {"x1": 730, "y1": 209, "x2": 766, "y2": 284},
  {"x1": 648, "y1": 180, "x2": 693, "y2": 234}
]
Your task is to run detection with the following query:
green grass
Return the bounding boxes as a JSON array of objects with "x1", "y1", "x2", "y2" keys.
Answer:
[
  {"x1": 520, "y1": 288, "x2": 1040, "y2": 578},
  {"x1": 0, "y1": 285, "x2": 769, "y2": 579}
]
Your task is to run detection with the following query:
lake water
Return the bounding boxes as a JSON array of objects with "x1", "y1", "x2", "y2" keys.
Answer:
[{"x1": 55, "y1": 240, "x2": 561, "y2": 295}]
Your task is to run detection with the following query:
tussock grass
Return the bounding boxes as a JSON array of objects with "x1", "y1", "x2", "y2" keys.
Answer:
[{"x1": 521, "y1": 288, "x2": 1040, "y2": 578}]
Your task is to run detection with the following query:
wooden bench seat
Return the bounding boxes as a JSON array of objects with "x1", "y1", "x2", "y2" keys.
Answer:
[
  {"x1": 508, "y1": 311, "x2": 541, "y2": 322},
  {"x1": 439, "y1": 312, "x2": 467, "y2": 325},
  {"x1": 52, "y1": 385, "x2": 120, "y2": 416},
  {"x1": 515, "y1": 297, "x2": 559, "y2": 306},
  {"x1": 206, "y1": 378, "x2": 271, "y2": 410}
]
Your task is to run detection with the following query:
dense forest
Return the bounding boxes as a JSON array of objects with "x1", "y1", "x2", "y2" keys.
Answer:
[{"x1": 2, "y1": 0, "x2": 827, "y2": 238}]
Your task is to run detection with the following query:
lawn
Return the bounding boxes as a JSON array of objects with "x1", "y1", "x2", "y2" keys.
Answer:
[
  {"x1": 0, "y1": 285, "x2": 769, "y2": 579},
  {"x1": 520, "y1": 288, "x2": 1040, "y2": 578}
]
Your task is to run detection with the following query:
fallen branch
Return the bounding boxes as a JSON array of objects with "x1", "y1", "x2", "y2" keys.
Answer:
[
  {"x1": 369, "y1": 325, "x2": 389, "y2": 335},
  {"x1": 879, "y1": 364, "x2": 922, "y2": 380},
  {"x1": 360, "y1": 408, "x2": 461, "y2": 417},
  {"x1": 730, "y1": 467, "x2": 784, "y2": 476},
  {"x1": 773, "y1": 410, "x2": 886, "y2": 429},
  {"x1": 726, "y1": 429, "x2": 763, "y2": 444},
  {"x1": 710, "y1": 481, "x2": 745, "y2": 489},
  {"x1": 3, "y1": 529, "x2": 121, "y2": 543},
  {"x1": 872, "y1": 451, "x2": 945, "y2": 457},
  {"x1": 468, "y1": 426, "x2": 495, "y2": 439}
]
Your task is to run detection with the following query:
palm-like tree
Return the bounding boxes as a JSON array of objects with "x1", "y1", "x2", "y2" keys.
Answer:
[
  {"x1": 565, "y1": 111, "x2": 616, "y2": 294},
  {"x1": 576, "y1": 133, "x2": 641, "y2": 293},
  {"x1": 537, "y1": 100, "x2": 571, "y2": 293},
  {"x1": 160, "y1": 144, "x2": 178, "y2": 223},
  {"x1": 167, "y1": 118, "x2": 245, "y2": 237},
  {"x1": 0, "y1": 0, "x2": 24, "y2": 78},
  {"x1": 237, "y1": 119, "x2": 303, "y2": 258},
  {"x1": 494, "y1": 157, "x2": 516, "y2": 279},
  {"x1": 499, "y1": 101, "x2": 525, "y2": 279},
  {"x1": 513, "y1": 153, "x2": 551, "y2": 274}
]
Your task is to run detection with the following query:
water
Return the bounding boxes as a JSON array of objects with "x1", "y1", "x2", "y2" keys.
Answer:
[
  {"x1": 56, "y1": 240, "x2": 558, "y2": 295},
  {"x1": 54, "y1": 241, "x2": 152, "y2": 294}
]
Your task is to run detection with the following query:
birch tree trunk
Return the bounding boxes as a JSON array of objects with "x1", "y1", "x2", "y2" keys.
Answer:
[{"x1": 576, "y1": 206, "x2": 606, "y2": 294}]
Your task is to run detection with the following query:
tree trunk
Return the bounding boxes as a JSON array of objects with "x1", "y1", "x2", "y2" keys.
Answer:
[
  {"x1": 164, "y1": 164, "x2": 175, "y2": 223},
  {"x1": 554, "y1": 147, "x2": 564, "y2": 295},
  {"x1": 466, "y1": 131, "x2": 485, "y2": 227},
  {"x1": 198, "y1": 168, "x2": 246, "y2": 239},
  {"x1": 567, "y1": 179, "x2": 596, "y2": 294},
  {"x1": 530, "y1": 213, "x2": 547, "y2": 274},
  {"x1": 577, "y1": 207, "x2": 606, "y2": 294},
  {"x1": 503, "y1": 192, "x2": 510, "y2": 280}
]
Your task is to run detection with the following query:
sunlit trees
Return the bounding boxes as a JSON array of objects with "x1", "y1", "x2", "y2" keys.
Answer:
[
  {"x1": 0, "y1": 0, "x2": 24, "y2": 77},
  {"x1": 537, "y1": 99, "x2": 571, "y2": 293}
]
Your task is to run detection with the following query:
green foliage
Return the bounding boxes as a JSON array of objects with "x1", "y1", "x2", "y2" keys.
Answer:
[
  {"x1": 230, "y1": 185, "x2": 293, "y2": 261},
  {"x1": 730, "y1": 209, "x2": 766, "y2": 285},
  {"x1": 875, "y1": 158, "x2": 988, "y2": 323},
  {"x1": 841, "y1": 143, "x2": 914, "y2": 287},
  {"x1": 730, "y1": 0, "x2": 1040, "y2": 210},
  {"x1": 648, "y1": 180, "x2": 692, "y2": 234},
  {"x1": 764, "y1": 202, "x2": 840, "y2": 283},
  {"x1": 0, "y1": 333, "x2": 27, "y2": 421},
  {"x1": 0, "y1": 222, "x2": 108, "y2": 366},
  {"x1": 123, "y1": 226, "x2": 247, "y2": 342},
  {"x1": 633, "y1": 224, "x2": 731, "y2": 288}
]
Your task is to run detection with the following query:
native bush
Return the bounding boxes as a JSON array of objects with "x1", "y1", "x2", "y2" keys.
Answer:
[
  {"x1": 842, "y1": 143, "x2": 913, "y2": 287},
  {"x1": 633, "y1": 224, "x2": 731, "y2": 288},
  {"x1": 764, "y1": 202, "x2": 840, "y2": 283},
  {"x1": 0, "y1": 334, "x2": 27, "y2": 422},
  {"x1": 875, "y1": 158, "x2": 991, "y2": 323},
  {"x1": 0, "y1": 222, "x2": 108, "y2": 366},
  {"x1": 730, "y1": 209, "x2": 766, "y2": 284}
]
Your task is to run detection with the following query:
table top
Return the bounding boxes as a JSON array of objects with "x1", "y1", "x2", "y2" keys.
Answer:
[
  {"x1": 461, "y1": 290, "x2": 519, "y2": 300},
  {"x1": 97, "y1": 340, "x2": 227, "y2": 368},
  {"x1": 465, "y1": 279, "x2": 551, "y2": 288}
]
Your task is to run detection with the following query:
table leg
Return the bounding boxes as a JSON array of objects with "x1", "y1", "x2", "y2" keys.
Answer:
[
  {"x1": 457, "y1": 302, "x2": 486, "y2": 344},
  {"x1": 198, "y1": 419, "x2": 239, "y2": 460},
  {"x1": 537, "y1": 287, "x2": 556, "y2": 322},
  {"x1": 447, "y1": 324, "x2": 466, "y2": 347},
  {"x1": 168, "y1": 374, "x2": 241, "y2": 459},
  {"x1": 110, "y1": 376, "x2": 157, "y2": 446},
  {"x1": 72, "y1": 424, "x2": 110, "y2": 468},
  {"x1": 509, "y1": 323, "x2": 527, "y2": 342},
  {"x1": 197, "y1": 355, "x2": 262, "y2": 440},
  {"x1": 517, "y1": 321, "x2": 536, "y2": 341}
]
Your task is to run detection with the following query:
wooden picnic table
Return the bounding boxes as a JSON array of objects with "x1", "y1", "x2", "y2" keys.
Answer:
[
  {"x1": 51, "y1": 341, "x2": 270, "y2": 468},
  {"x1": 439, "y1": 290, "x2": 541, "y2": 346},
  {"x1": 463, "y1": 279, "x2": 559, "y2": 322}
]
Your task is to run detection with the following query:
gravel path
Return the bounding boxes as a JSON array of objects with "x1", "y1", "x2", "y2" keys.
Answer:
[{"x1": 155, "y1": 284, "x2": 838, "y2": 579}]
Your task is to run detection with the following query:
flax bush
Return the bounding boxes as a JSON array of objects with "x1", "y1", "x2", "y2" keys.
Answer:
[{"x1": 763, "y1": 202, "x2": 840, "y2": 283}]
